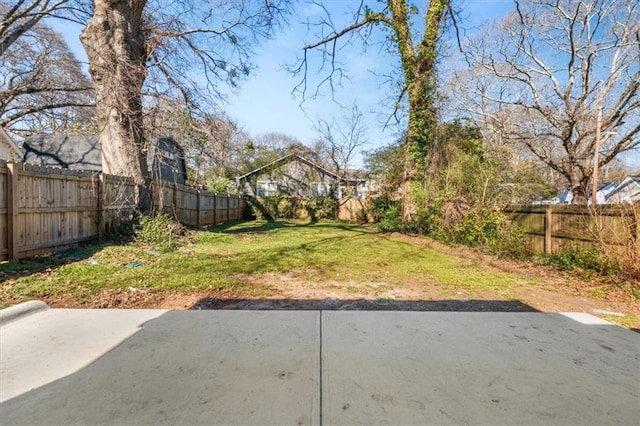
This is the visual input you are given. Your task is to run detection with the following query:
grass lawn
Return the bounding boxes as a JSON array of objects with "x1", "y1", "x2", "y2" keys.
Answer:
[{"x1": 1, "y1": 220, "x2": 638, "y2": 328}]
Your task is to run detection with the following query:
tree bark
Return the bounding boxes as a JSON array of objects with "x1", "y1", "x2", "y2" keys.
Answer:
[
  {"x1": 80, "y1": 0, "x2": 152, "y2": 211},
  {"x1": 569, "y1": 171, "x2": 589, "y2": 205},
  {"x1": 389, "y1": 0, "x2": 447, "y2": 219}
]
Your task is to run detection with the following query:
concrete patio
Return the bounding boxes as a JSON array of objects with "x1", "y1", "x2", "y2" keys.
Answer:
[{"x1": 1, "y1": 303, "x2": 638, "y2": 425}]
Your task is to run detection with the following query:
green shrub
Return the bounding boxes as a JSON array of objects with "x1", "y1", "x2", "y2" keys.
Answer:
[
  {"x1": 104, "y1": 214, "x2": 138, "y2": 244},
  {"x1": 277, "y1": 197, "x2": 295, "y2": 219},
  {"x1": 206, "y1": 176, "x2": 236, "y2": 194},
  {"x1": 370, "y1": 196, "x2": 395, "y2": 222},
  {"x1": 540, "y1": 246, "x2": 616, "y2": 274},
  {"x1": 307, "y1": 196, "x2": 337, "y2": 221},
  {"x1": 135, "y1": 213, "x2": 185, "y2": 250},
  {"x1": 414, "y1": 202, "x2": 446, "y2": 238},
  {"x1": 490, "y1": 221, "x2": 532, "y2": 260},
  {"x1": 260, "y1": 196, "x2": 280, "y2": 218},
  {"x1": 247, "y1": 195, "x2": 337, "y2": 222},
  {"x1": 452, "y1": 210, "x2": 505, "y2": 247},
  {"x1": 377, "y1": 204, "x2": 403, "y2": 232}
]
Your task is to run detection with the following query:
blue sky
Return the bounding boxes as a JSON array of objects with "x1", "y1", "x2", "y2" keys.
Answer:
[
  {"x1": 52, "y1": 0, "x2": 637, "y2": 170},
  {"x1": 53, "y1": 1, "x2": 516, "y2": 167},
  {"x1": 222, "y1": 0, "x2": 517, "y2": 164}
]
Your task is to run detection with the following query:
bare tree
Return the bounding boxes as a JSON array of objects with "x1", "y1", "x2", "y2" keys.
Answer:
[
  {"x1": 0, "y1": 0, "x2": 78, "y2": 57},
  {"x1": 247, "y1": 132, "x2": 312, "y2": 170},
  {"x1": 314, "y1": 103, "x2": 367, "y2": 178},
  {"x1": 185, "y1": 113, "x2": 247, "y2": 185},
  {"x1": 79, "y1": 0, "x2": 289, "y2": 210},
  {"x1": 290, "y1": 0, "x2": 452, "y2": 217},
  {"x1": 454, "y1": 0, "x2": 640, "y2": 204},
  {"x1": 1, "y1": 2, "x2": 94, "y2": 133},
  {"x1": 144, "y1": 97, "x2": 249, "y2": 186},
  {"x1": 0, "y1": 17, "x2": 94, "y2": 133}
]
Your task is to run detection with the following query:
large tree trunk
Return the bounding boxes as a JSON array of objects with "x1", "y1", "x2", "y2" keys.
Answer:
[
  {"x1": 569, "y1": 171, "x2": 589, "y2": 205},
  {"x1": 80, "y1": 0, "x2": 152, "y2": 211},
  {"x1": 390, "y1": 0, "x2": 447, "y2": 219},
  {"x1": 401, "y1": 79, "x2": 436, "y2": 218}
]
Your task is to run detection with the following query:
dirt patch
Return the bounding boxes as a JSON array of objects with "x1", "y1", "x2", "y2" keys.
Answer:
[
  {"x1": 190, "y1": 297, "x2": 537, "y2": 312},
  {"x1": 3, "y1": 233, "x2": 638, "y2": 328},
  {"x1": 25, "y1": 270, "x2": 635, "y2": 328}
]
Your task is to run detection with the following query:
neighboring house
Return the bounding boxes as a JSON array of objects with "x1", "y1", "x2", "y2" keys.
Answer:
[
  {"x1": 0, "y1": 127, "x2": 22, "y2": 161},
  {"x1": 605, "y1": 176, "x2": 640, "y2": 204},
  {"x1": 533, "y1": 188, "x2": 573, "y2": 205},
  {"x1": 21, "y1": 134, "x2": 187, "y2": 184},
  {"x1": 533, "y1": 182, "x2": 617, "y2": 205},
  {"x1": 236, "y1": 153, "x2": 368, "y2": 199},
  {"x1": 593, "y1": 182, "x2": 617, "y2": 204}
]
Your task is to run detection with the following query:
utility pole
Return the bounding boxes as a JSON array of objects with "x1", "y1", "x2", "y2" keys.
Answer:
[{"x1": 592, "y1": 107, "x2": 602, "y2": 205}]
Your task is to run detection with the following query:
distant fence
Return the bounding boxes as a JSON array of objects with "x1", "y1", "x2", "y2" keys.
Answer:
[
  {"x1": 0, "y1": 160, "x2": 244, "y2": 260},
  {"x1": 504, "y1": 205, "x2": 638, "y2": 255},
  {"x1": 338, "y1": 198, "x2": 371, "y2": 222}
]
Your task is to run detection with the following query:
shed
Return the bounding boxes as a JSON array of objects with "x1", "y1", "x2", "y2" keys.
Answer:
[{"x1": 21, "y1": 134, "x2": 187, "y2": 184}]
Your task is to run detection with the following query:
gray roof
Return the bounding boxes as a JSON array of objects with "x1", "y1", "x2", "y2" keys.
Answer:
[
  {"x1": 236, "y1": 153, "x2": 366, "y2": 185},
  {"x1": 605, "y1": 175, "x2": 640, "y2": 202},
  {"x1": 22, "y1": 134, "x2": 101, "y2": 171},
  {"x1": 21, "y1": 134, "x2": 188, "y2": 185}
]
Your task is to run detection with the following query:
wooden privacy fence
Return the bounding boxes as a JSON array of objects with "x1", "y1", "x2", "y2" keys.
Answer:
[
  {"x1": 0, "y1": 160, "x2": 244, "y2": 260},
  {"x1": 505, "y1": 205, "x2": 639, "y2": 255}
]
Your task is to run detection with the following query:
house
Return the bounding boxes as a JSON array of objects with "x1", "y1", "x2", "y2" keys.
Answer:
[
  {"x1": 0, "y1": 127, "x2": 22, "y2": 161},
  {"x1": 21, "y1": 134, "x2": 187, "y2": 184},
  {"x1": 593, "y1": 182, "x2": 617, "y2": 204},
  {"x1": 533, "y1": 182, "x2": 617, "y2": 205},
  {"x1": 533, "y1": 188, "x2": 574, "y2": 205},
  {"x1": 236, "y1": 153, "x2": 368, "y2": 199},
  {"x1": 605, "y1": 176, "x2": 640, "y2": 204}
]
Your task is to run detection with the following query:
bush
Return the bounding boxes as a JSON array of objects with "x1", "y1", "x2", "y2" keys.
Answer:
[
  {"x1": 135, "y1": 213, "x2": 185, "y2": 250},
  {"x1": 277, "y1": 197, "x2": 295, "y2": 219},
  {"x1": 540, "y1": 245, "x2": 616, "y2": 274},
  {"x1": 247, "y1": 195, "x2": 337, "y2": 222},
  {"x1": 206, "y1": 176, "x2": 236, "y2": 194},
  {"x1": 104, "y1": 215, "x2": 138, "y2": 244},
  {"x1": 414, "y1": 201, "x2": 446, "y2": 238},
  {"x1": 370, "y1": 196, "x2": 395, "y2": 222},
  {"x1": 305, "y1": 196, "x2": 337, "y2": 222},
  {"x1": 377, "y1": 204, "x2": 404, "y2": 232},
  {"x1": 490, "y1": 220, "x2": 532, "y2": 260},
  {"x1": 452, "y1": 210, "x2": 504, "y2": 247}
]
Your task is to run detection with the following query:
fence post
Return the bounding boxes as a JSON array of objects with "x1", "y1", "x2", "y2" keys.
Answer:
[
  {"x1": 227, "y1": 194, "x2": 231, "y2": 222},
  {"x1": 630, "y1": 205, "x2": 639, "y2": 252},
  {"x1": 173, "y1": 182, "x2": 178, "y2": 219},
  {"x1": 196, "y1": 189, "x2": 201, "y2": 228},
  {"x1": 97, "y1": 173, "x2": 104, "y2": 240},
  {"x1": 234, "y1": 195, "x2": 239, "y2": 220},
  {"x1": 545, "y1": 206, "x2": 553, "y2": 254},
  {"x1": 211, "y1": 194, "x2": 217, "y2": 226},
  {"x1": 211, "y1": 192, "x2": 216, "y2": 226},
  {"x1": 7, "y1": 163, "x2": 19, "y2": 260}
]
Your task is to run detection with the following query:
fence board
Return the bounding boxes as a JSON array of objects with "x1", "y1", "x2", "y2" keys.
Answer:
[
  {"x1": 0, "y1": 162, "x2": 8, "y2": 260},
  {"x1": 0, "y1": 163, "x2": 244, "y2": 259},
  {"x1": 505, "y1": 205, "x2": 637, "y2": 255},
  {"x1": 9, "y1": 164, "x2": 100, "y2": 257}
]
